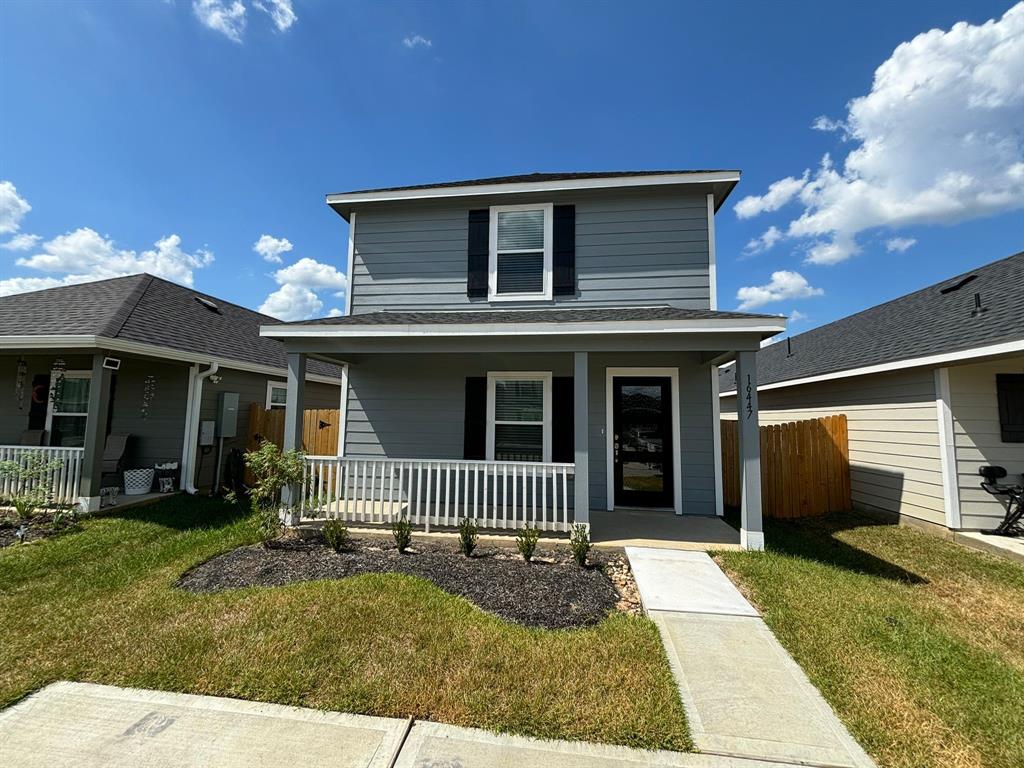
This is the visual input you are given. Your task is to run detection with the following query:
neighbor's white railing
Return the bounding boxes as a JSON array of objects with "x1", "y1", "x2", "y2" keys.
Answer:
[
  {"x1": 301, "y1": 457, "x2": 575, "y2": 532},
  {"x1": 0, "y1": 445, "x2": 84, "y2": 505}
]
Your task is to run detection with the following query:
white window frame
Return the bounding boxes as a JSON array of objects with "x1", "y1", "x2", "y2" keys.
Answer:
[
  {"x1": 488, "y1": 202, "x2": 553, "y2": 302},
  {"x1": 266, "y1": 380, "x2": 288, "y2": 409},
  {"x1": 486, "y1": 371, "x2": 552, "y2": 462},
  {"x1": 45, "y1": 369, "x2": 92, "y2": 445}
]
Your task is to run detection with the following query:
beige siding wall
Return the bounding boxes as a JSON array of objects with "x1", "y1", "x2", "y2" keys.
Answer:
[
  {"x1": 948, "y1": 355, "x2": 1024, "y2": 529},
  {"x1": 722, "y1": 367, "x2": 946, "y2": 526}
]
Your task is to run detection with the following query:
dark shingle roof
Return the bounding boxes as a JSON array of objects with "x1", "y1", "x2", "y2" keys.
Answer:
[
  {"x1": 331, "y1": 170, "x2": 740, "y2": 196},
  {"x1": 719, "y1": 251, "x2": 1024, "y2": 392},
  {"x1": 0, "y1": 275, "x2": 342, "y2": 378},
  {"x1": 272, "y1": 306, "x2": 781, "y2": 327}
]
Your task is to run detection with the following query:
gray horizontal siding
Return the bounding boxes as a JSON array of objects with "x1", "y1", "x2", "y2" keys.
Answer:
[{"x1": 350, "y1": 189, "x2": 710, "y2": 313}]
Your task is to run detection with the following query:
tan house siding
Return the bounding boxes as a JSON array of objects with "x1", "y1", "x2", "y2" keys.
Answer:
[
  {"x1": 722, "y1": 367, "x2": 946, "y2": 526},
  {"x1": 948, "y1": 354, "x2": 1024, "y2": 529}
]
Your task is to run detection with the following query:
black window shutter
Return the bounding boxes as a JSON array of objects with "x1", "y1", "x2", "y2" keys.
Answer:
[
  {"x1": 464, "y1": 377, "x2": 487, "y2": 459},
  {"x1": 467, "y1": 210, "x2": 489, "y2": 298},
  {"x1": 996, "y1": 374, "x2": 1024, "y2": 443},
  {"x1": 553, "y1": 205, "x2": 576, "y2": 296},
  {"x1": 552, "y1": 376, "x2": 575, "y2": 462}
]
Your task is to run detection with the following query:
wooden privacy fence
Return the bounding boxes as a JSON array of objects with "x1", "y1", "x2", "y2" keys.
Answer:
[
  {"x1": 247, "y1": 403, "x2": 341, "y2": 457},
  {"x1": 721, "y1": 414, "x2": 850, "y2": 519}
]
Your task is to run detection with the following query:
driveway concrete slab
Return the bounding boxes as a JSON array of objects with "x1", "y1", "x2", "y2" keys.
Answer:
[
  {"x1": 0, "y1": 681, "x2": 407, "y2": 768},
  {"x1": 393, "y1": 721, "x2": 799, "y2": 767},
  {"x1": 625, "y1": 547, "x2": 759, "y2": 616},
  {"x1": 652, "y1": 613, "x2": 875, "y2": 768}
]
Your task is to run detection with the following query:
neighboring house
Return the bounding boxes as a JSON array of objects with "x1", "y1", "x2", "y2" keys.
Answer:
[
  {"x1": 720, "y1": 251, "x2": 1024, "y2": 533},
  {"x1": 0, "y1": 274, "x2": 343, "y2": 510},
  {"x1": 262, "y1": 171, "x2": 786, "y2": 549}
]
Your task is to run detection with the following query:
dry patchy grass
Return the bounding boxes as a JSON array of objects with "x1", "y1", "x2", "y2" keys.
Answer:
[{"x1": 0, "y1": 497, "x2": 690, "y2": 751}]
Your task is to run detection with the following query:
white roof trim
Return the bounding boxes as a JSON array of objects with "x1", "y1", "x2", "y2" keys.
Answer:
[
  {"x1": 719, "y1": 337, "x2": 1024, "y2": 397},
  {"x1": 261, "y1": 317, "x2": 786, "y2": 339},
  {"x1": 326, "y1": 171, "x2": 741, "y2": 208},
  {"x1": 0, "y1": 334, "x2": 344, "y2": 385}
]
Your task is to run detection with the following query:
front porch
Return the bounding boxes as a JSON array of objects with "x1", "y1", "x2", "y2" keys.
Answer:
[{"x1": 264, "y1": 308, "x2": 784, "y2": 550}]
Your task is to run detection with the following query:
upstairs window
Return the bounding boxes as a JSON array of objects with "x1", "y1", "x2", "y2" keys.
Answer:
[{"x1": 488, "y1": 203, "x2": 552, "y2": 301}]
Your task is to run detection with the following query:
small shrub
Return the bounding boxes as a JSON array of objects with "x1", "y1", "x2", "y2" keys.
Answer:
[
  {"x1": 458, "y1": 518, "x2": 479, "y2": 557},
  {"x1": 392, "y1": 516, "x2": 412, "y2": 553},
  {"x1": 243, "y1": 441, "x2": 305, "y2": 510},
  {"x1": 50, "y1": 506, "x2": 76, "y2": 531},
  {"x1": 11, "y1": 494, "x2": 38, "y2": 522},
  {"x1": 322, "y1": 519, "x2": 351, "y2": 553},
  {"x1": 570, "y1": 523, "x2": 591, "y2": 567},
  {"x1": 516, "y1": 525, "x2": 540, "y2": 563},
  {"x1": 252, "y1": 506, "x2": 281, "y2": 544}
]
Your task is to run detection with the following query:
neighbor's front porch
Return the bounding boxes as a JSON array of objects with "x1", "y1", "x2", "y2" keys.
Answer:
[{"x1": 266, "y1": 314, "x2": 781, "y2": 550}]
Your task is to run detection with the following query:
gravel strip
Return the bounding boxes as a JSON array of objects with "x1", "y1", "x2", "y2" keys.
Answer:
[{"x1": 177, "y1": 537, "x2": 635, "y2": 630}]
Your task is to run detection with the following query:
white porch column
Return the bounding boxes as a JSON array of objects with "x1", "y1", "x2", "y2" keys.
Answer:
[
  {"x1": 78, "y1": 352, "x2": 113, "y2": 513},
  {"x1": 735, "y1": 350, "x2": 764, "y2": 550},
  {"x1": 280, "y1": 351, "x2": 306, "y2": 518},
  {"x1": 573, "y1": 352, "x2": 590, "y2": 527}
]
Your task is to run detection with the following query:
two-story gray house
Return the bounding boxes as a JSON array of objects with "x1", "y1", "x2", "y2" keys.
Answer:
[{"x1": 262, "y1": 171, "x2": 785, "y2": 549}]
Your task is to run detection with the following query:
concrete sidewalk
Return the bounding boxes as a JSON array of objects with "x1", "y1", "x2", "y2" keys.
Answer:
[
  {"x1": 0, "y1": 681, "x2": 831, "y2": 768},
  {"x1": 626, "y1": 546, "x2": 876, "y2": 768}
]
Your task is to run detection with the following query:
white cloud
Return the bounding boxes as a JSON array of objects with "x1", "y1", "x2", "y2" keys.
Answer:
[
  {"x1": 744, "y1": 225, "x2": 783, "y2": 255},
  {"x1": 789, "y1": 309, "x2": 809, "y2": 324},
  {"x1": 1, "y1": 233, "x2": 41, "y2": 251},
  {"x1": 326, "y1": 307, "x2": 344, "y2": 317},
  {"x1": 736, "y1": 270, "x2": 824, "y2": 310},
  {"x1": 253, "y1": 0, "x2": 295, "y2": 31},
  {"x1": 253, "y1": 234, "x2": 293, "y2": 263},
  {"x1": 403, "y1": 34, "x2": 432, "y2": 49},
  {"x1": 192, "y1": 0, "x2": 246, "y2": 43},
  {"x1": 734, "y1": 172, "x2": 808, "y2": 219},
  {"x1": 0, "y1": 229, "x2": 214, "y2": 296},
  {"x1": 734, "y1": 4, "x2": 1024, "y2": 265},
  {"x1": 0, "y1": 181, "x2": 31, "y2": 235},
  {"x1": 259, "y1": 257, "x2": 348, "y2": 320},
  {"x1": 811, "y1": 115, "x2": 848, "y2": 136},
  {"x1": 885, "y1": 236, "x2": 917, "y2": 253}
]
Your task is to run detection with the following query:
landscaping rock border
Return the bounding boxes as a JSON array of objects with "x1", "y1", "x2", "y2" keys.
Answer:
[{"x1": 177, "y1": 536, "x2": 639, "y2": 630}]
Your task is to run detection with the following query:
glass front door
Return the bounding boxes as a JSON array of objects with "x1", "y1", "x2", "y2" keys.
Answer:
[{"x1": 612, "y1": 376, "x2": 674, "y2": 508}]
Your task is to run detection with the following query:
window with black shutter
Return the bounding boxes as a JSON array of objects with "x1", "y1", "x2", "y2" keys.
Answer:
[{"x1": 996, "y1": 374, "x2": 1024, "y2": 442}]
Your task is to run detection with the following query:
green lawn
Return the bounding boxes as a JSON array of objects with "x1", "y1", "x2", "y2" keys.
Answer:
[
  {"x1": 0, "y1": 496, "x2": 690, "y2": 751},
  {"x1": 718, "y1": 513, "x2": 1024, "y2": 768}
]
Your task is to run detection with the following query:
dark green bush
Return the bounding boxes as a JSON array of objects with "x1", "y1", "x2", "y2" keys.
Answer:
[
  {"x1": 569, "y1": 523, "x2": 591, "y2": 567},
  {"x1": 322, "y1": 519, "x2": 351, "y2": 553},
  {"x1": 458, "y1": 518, "x2": 479, "y2": 556},
  {"x1": 392, "y1": 516, "x2": 412, "y2": 553},
  {"x1": 252, "y1": 506, "x2": 280, "y2": 544},
  {"x1": 516, "y1": 525, "x2": 540, "y2": 563}
]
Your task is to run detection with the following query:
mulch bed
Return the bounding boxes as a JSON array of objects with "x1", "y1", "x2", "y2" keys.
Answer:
[
  {"x1": 177, "y1": 536, "x2": 639, "y2": 630},
  {"x1": 0, "y1": 511, "x2": 78, "y2": 549}
]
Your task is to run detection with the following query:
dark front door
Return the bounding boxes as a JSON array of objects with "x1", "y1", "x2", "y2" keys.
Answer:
[{"x1": 613, "y1": 377, "x2": 674, "y2": 508}]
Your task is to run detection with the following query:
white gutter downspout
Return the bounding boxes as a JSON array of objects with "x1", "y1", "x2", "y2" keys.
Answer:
[{"x1": 182, "y1": 361, "x2": 218, "y2": 494}]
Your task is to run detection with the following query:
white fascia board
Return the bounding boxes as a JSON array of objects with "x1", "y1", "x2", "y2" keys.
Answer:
[
  {"x1": 326, "y1": 172, "x2": 741, "y2": 208},
  {"x1": 718, "y1": 338, "x2": 1024, "y2": 397},
  {"x1": 0, "y1": 334, "x2": 344, "y2": 386},
  {"x1": 261, "y1": 318, "x2": 787, "y2": 339}
]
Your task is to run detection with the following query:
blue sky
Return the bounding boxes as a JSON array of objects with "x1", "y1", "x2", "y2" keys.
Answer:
[{"x1": 1, "y1": 0, "x2": 1021, "y2": 327}]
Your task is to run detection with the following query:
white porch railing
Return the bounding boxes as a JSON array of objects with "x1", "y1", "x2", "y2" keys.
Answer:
[
  {"x1": 300, "y1": 457, "x2": 575, "y2": 532},
  {"x1": 0, "y1": 446, "x2": 85, "y2": 505}
]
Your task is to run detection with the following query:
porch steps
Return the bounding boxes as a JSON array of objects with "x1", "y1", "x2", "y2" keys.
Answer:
[{"x1": 626, "y1": 547, "x2": 876, "y2": 768}]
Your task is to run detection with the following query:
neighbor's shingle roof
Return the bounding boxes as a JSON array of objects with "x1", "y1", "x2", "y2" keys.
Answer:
[
  {"x1": 719, "y1": 251, "x2": 1024, "y2": 392},
  {"x1": 0, "y1": 275, "x2": 342, "y2": 378},
  {"x1": 272, "y1": 306, "x2": 782, "y2": 327},
  {"x1": 330, "y1": 170, "x2": 740, "y2": 196}
]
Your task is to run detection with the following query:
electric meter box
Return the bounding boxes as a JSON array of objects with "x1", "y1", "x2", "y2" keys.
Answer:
[
  {"x1": 198, "y1": 420, "x2": 216, "y2": 447},
  {"x1": 216, "y1": 392, "x2": 239, "y2": 438}
]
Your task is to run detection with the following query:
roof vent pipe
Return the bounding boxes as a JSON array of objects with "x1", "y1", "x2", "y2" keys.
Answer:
[
  {"x1": 971, "y1": 292, "x2": 988, "y2": 318},
  {"x1": 786, "y1": 336, "x2": 793, "y2": 357}
]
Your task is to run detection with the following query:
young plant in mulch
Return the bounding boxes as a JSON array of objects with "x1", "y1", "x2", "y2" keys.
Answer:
[
  {"x1": 570, "y1": 523, "x2": 591, "y2": 567},
  {"x1": 516, "y1": 525, "x2": 540, "y2": 563},
  {"x1": 322, "y1": 519, "x2": 352, "y2": 553},
  {"x1": 392, "y1": 516, "x2": 412, "y2": 553},
  {"x1": 458, "y1": 517, "x2": 479, "y2": 557},
  {"x1": 0, "y1": 454, "x2": 65, "y2": 521},
  {"x1": 243, "y1": 441, "x2": 305, "y2": 511},
  {"x1": 251, "y1": 506, "x2": 282, "y2": 545}
]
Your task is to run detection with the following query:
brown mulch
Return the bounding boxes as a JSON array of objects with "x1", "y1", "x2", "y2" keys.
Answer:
[
  {"x1": 0, "y1": 511, "x2": 77, "y2": 548},
  {"x1": 177, "y1": 536, "x2": 638, "y2": 630}
]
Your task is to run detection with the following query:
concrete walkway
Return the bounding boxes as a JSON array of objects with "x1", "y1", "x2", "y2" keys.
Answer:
[
  {"x1": 626, "y1": 546, "x2": 876, "y2": 768},
  {"x1": 0, "y1": 682, "x2": 827, "y2": 768}
]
